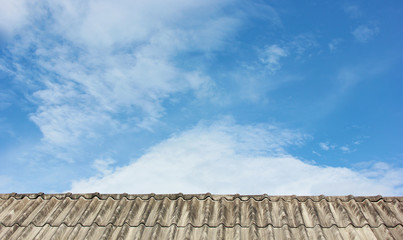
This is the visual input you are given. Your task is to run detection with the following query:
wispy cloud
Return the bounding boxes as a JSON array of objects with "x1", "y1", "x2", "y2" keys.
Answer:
[
  {"x1": 319, "y1": 142, "x2": 336, "y2": 151},
  {"x1": 352, "y1": 24, "x2": 379, "y2": 42},
  {"x1": 343, "y1": 5, "x2": 363, "y2": 19},
  {"x1": 259, "y1": 34, "x2": 318, "y2": 73},
  {"x1": 237, "y1": 33, "x2": 318, "y2": 103},
  {"x1": 71, "y1": 119, "x2": 403, "y2": 195},
  {"x1": 259, "y1": 45, "x2": 288, "y2": 73},
  {"x1": 5, "y1": 0, "x2": 241, "y2": 149},
  {"x1": 308, "y1": 59, "x2": 389, "y2": 121},
  {"x1": 259, "y1": 34, "x2": 319, "y2": 73},
  {"x1": 328, "y1": 38, "x2": 343, "y2": 51},
  {"x1": 0, "y1": 89, "x2": 14, "y2": 110},
  {"x1": 312, "y1": 151, "x2": 321, "y2": 157},
  {"x1": 0, "y1": 0, "x2": 30, "y2": 39},
  {"x1": 319, "y1": 142, "x2": 329, "y2": 151},
  {"x1": 289, "y1": 34, "x2": 318, "y2": 57},
  {"x1": 93, "y1": 158, "x2": 115, "y2": 176},
  {"x1": 340, "y1": 145, "x2": 351, "y2": 153}
]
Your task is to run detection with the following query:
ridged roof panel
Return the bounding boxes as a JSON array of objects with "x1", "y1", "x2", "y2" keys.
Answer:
[
  {"x1": 0, "y1": 193, "x2": 402, "y2": 239},
  {"x1": 1, "y1": 224, "x2": 402, "y2": 240}
]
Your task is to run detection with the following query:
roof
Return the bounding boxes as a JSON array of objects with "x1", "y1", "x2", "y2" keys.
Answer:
[{"x1": 0, "y1": 193, "x2": 402, "y2": 239}]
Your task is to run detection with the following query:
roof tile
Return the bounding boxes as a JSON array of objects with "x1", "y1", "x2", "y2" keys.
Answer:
[{"x1": 0, "y1": 193, "x2": 402, "y2": 239}]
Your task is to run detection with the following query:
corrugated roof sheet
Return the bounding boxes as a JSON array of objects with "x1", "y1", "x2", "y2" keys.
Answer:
[{"x1": 0, "y1": 193, "x2": 402, "y2": 239}]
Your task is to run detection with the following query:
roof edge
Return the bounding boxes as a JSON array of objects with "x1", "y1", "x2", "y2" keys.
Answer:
[{"x1": 0, "y1": 193, "x2": 402, "y2": 202}]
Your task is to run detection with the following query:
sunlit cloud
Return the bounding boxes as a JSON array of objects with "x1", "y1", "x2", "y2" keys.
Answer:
[{"x1": 72, "y1": 119, "x2": 403, "y2": 195}]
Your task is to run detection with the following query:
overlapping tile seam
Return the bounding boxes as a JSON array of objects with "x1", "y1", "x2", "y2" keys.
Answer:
[
  {"x1": 0, "y1": 194, "x2": 402, "y2": 202},
  {"x1": 1, "y1": 222, "x2": 403, "y2": 229}
]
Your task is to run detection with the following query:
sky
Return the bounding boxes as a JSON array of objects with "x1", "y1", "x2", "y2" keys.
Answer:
[{"x1": 0, "y1": 0, "x2": 402, "y2": 195}]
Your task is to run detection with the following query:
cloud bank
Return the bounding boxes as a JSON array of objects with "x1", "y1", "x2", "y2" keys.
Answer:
[{"x1": 71, "y1": 120, "x2": 403, "y2": 195}]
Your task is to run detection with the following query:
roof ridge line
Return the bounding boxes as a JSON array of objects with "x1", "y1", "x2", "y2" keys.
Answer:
[
  {"x1": 4, "y1": 222, "x2": 402, "y2": 229},
  {"x1": 0, "y1": 193, "x2": 400, "y2": 202}
]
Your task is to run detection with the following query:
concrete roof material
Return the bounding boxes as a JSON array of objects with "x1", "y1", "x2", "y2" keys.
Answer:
[{"x1": 0, "y1": 193, "x2": 402, "y2": 239}]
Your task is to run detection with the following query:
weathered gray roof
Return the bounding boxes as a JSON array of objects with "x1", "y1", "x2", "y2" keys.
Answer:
[{"x1": 0, "y1": 193, "x2": 402, "y2": 239}]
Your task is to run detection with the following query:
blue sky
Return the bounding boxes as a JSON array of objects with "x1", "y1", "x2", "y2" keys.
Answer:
[{"x1": 0, "y1": 0, "x2": 402, "y2": 195}]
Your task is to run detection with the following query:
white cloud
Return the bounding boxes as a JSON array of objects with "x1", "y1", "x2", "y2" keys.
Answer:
[
  {"x1": 71, "y1": 120, "x2": 403, "y2": 195},
  {"x1": 340, "y1": 146, "x2": 351, "y2": 153},
  {"x1": 259, "y1": 45, "x2": 288, "y2": 73},
  {"x1": 6, "y1": 0, "x2": 242, "y2": 147},
  {"x1": 45, "y1": 0, "x2": 239, "y2": 51},
  {"x1": 319, "y1": 142, "x2": 330, "y2": 151},
  {"x1": 319, "y1": 142, "x2": 336, "y2": 151},
  {"x1": 352, "y1": 24, "x2": 379, "y2": 42},
  {"x1": 312, "y1": 151, "x2": 321, "y2": 157},
  {"x1": 93, "y1": 158, "x2": 116, "y2": 176},
  {"x1": 258, "y1": 34, "x2": 317, "y2": 73},
  {"x1": 0, "y1": 0, "x2": 30, "y2": 38}
]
